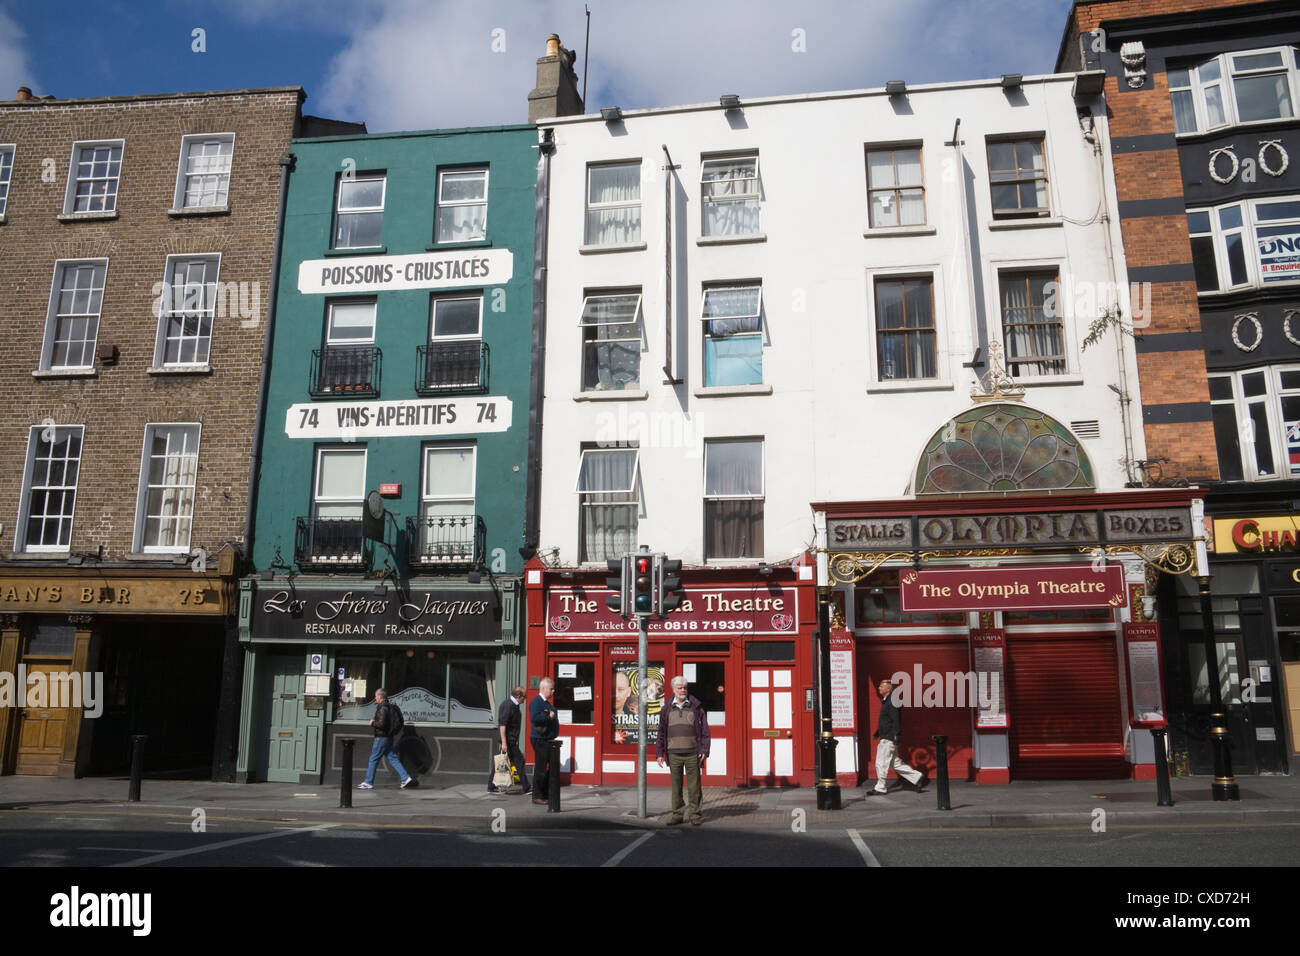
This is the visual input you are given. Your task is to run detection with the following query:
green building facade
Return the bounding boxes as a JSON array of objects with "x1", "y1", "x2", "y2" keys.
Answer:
[{"x1": 237, "y1": 125, "x2": 538, "y2": 785}]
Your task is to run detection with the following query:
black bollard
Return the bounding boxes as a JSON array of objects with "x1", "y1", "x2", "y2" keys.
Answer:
[
  {"x1": 128, "y1": 734, "x2": 147, "y2": 802},
  {"x1": 1152, "y1": 726, "x2": 1174, "y2": 807},
  {"x1": 547, "y1": 739, "x2": 562, "y2": 813},
  {"x1": 340, "y1": 738, "x2": 355, "y2": 809},
  {"x1": 931, "y1": 734, "x2": 951, "y2": 811}
]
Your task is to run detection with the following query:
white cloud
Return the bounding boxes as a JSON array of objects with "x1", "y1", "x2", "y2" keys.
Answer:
[
  {"x1": 307, "y1": 0, "x2": 1074, "y2": 132},
  {"x1": 0, "y1": 6, "x2": 39, "y2": 99}
]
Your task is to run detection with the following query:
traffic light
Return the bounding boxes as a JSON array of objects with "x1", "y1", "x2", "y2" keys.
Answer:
[
  {"x1": 658, "y1": 557, "x2": 684, "y2": 614},
  {"x1": 604, "y1": 556, "x2": 630, "y2": 617},
  {"x1": 633, "y1": 553, "x2": 654, "y2": 615}
]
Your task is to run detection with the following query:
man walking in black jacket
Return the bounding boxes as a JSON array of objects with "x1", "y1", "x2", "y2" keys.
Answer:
[{"x1": 869, "y1": 678, "x2": 925, "y2": 795}]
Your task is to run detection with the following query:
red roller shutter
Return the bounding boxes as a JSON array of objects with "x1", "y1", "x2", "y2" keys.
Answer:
[
  {"x1": 862, "y1": 641, "x2": 974, "y2": 782},
  {"x1": 1007, "y1": 634, "x2": 1127, "y2": 779}
]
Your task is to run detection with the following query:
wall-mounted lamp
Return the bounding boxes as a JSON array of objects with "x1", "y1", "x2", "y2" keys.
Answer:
[
  {"x1": 758, "y1": 562, "x2": 772, "y2": 576},
  {"x1": 719, "y1": 93, "x2": 741, "y2": 109},
  {"x1": 467, "y1": 570, "x2": 483, "y2": 584},
  {"x1": 600, "y1": 106, "x2": 622, "y2": 122},
  {"x1": 1001, "y1": 73, "x2": 1022, "y2": 90},
  {"x1": 885, "y1": 80, "x2": 907, "y2": 96},
  {"x1": 1142, "y1": 595, "x2": 1158, "y2": 620}
]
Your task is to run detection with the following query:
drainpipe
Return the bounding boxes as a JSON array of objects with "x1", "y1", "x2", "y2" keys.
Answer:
[
  {"x1": 243, "y1": 153, "x2": 296, "y2": 566},
  {"x1": 521, "y1": 128, "x2": 554, "y2": 560}
]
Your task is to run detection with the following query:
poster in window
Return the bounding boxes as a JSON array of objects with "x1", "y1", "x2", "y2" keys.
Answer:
[
  {"x1": 611, "y1": 661, "x2": 664, "y2": 744},
  {"x1": 1259, "y1": 230, "x2": 1300, "y2": 284},
  {"x1": 1287, "y1": 421, "x2": 1300, "y2": 476}
]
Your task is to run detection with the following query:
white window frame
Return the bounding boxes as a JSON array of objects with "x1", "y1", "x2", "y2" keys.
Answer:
[
  {"x1": 15, "y1": 424, "x2": 84, "y2": 553},
  {"x1": 313, "y1": 446, "x2": 367, "y2": 523},
  {"x1": 703, "y1": 438, "x2": 765, "y2": 562},
  {"x1": 63, "y1": 139, "x2": 124, "y2": 214},
  {"x1": 41, "y1": 258, "x2": 108, "y2": 371},
  {"x1": 701, "y1": 283, "x2": 763, "y2": 387},
  {"x1": 0, "y1": 144, "x2": 14, "y2": 218},
  {"x1": 575, "y1": 446, "x2": 641, "y2": 564},
  {"x1": 434, "y1": 167, "x2": 488, "y2": 242},
  {"x1": 172, "y1": 133, "x2": 234, "y2": 210},
  {"x1": 1169, "y1": 46, "x2": 1299, "y2": 135},
  {"x1": 1209, "y1": 366, "x2": 1300, "y2": 482},
  {"x1": 332, "y1": 173, "x2": 386, "y2": 250},
  {"x1": 326, "y1": 298, "x2": 377, "y2": 346},
  {"x1": 865, "y1": 144, "x2": 925, "y2": 228},
  {"x1": 584, "y1": 161, "x2": 642, "y2": 245},
  {"x1": 986, "y1": 136, "x2": 1049, "y2": 219},
  {"x1": 580, "y1": 290, "x2": 642, "y2": 392},
  {"x1": 995, "y1": 267, "x2": 1068, "y2": 378},
  {"x1": 1189, "y1": 196, "x2": 1300, "y2": 294},
  {"x1": 154, "y1": 253, "x2": 221, "y2": 367},
  {"x1": 134, "y1": 423, "x2": 202, "y2": 552},
  {"x1": 418, "y1": 443, "x2": 478, "y2": 563},
  {"x1": 430, "y1": 294, "x2": 483, "y2": 344},
  {"x1": 700, "y1": 154, "x2": 760, "y2": 237}
]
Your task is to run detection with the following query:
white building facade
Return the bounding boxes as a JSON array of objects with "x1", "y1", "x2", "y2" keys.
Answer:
[{"x1": 525, "y1": 74, "x2": 1194, "y2": 788}]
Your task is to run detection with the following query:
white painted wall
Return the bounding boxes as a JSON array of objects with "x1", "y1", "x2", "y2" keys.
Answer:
[{"x1": 537, "y1": 75, "x2": 1144, "y2": 566}]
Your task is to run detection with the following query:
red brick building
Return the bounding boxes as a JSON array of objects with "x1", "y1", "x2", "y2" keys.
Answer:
[
  {"x1": 1058, "y1": 1, "x2": 1300, "y2": 774},
  {"x1": 0, "y1": 87, "x2": 360, "y2": 778}
]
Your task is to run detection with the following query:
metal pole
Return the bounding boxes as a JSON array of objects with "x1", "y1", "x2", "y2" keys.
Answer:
[
  {"x1": 128, "y1": 734, "x2": 147, "y2": 802},
  {"x1": 1199, "y1": 575, "x2": 1240, "y2": 801},
  {"x1": 340, "y1": 737, "x2": 354, "y2": 808},
  {"x1": 932, "y1": 734, "x2": 951, "y2": 811},
  {"x1": 1152, "y1": 726, "x2": 1174, "y2": 807},
  {"x1": 815, "y1": 586, "x2": 840, "y2": 809},
  {"x1": 548, "y1": 739, "x2": 562, "y2": 812},
  {"x1": 637, "y1": 612, "x2": 649, "y2": 819}
]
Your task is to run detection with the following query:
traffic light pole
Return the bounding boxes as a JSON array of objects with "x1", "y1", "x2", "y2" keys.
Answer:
[{"x1": 637, "y1": 612, "x2": 649, "y2": 819}]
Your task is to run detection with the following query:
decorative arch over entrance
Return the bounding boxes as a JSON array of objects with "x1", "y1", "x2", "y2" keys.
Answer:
[{"x1": 912, "y1": 402, "x2": 1095, "y2": 496}]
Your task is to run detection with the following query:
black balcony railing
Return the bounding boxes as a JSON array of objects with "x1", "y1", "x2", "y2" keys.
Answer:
[
  {"x1": 405, "y1": 513, "x2": 485, "y2": 569},
  {"x1": 296, "y1": 515, "x2": 368, "y2": 570},
  {"x1": 415, "y1": 340, "x2": 489, "y2": 395},
  {"x1": 310, "y1": 345, "x2": 382, "y2": 398}
]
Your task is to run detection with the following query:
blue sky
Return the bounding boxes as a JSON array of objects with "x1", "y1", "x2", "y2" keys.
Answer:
[{"x1": 3, "y1": 1, "x2": 1077, "y2": 132}]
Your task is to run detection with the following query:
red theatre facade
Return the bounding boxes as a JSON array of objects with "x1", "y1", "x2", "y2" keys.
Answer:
[
  {"x1": 817, "y1": 402, "x2": 1200, "y2": 784},
  {"x1": 524, "y1": 562, "x2": 818, "y2": 787}
]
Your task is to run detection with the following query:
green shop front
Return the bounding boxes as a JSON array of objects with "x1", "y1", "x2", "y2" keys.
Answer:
[{"x1": 237, "y1": 579, "x2": 520, "y2": 785}]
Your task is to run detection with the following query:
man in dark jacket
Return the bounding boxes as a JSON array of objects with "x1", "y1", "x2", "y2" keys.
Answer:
[
  {"x1": 655, "y1": 676, "x2": 711, "y2": 825},
  {"x1": 359, "y1": 688, "x2": 415, "y2": 790},
  {"x1": 489, "y1": 685, "x2": 529, "y2": 794},
  {"x1": 529, "y1": 678, "x2": 559, "y2": 804},
  {"x1": 870, "y1": 678, "x2": 924, "y2": 794}
]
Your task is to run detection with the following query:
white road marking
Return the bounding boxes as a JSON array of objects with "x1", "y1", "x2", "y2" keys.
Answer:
[
  {"x1": 77, "y1": 847, "x2": 151, "y2": 852},
  {"x1": 111, "y1": 823, "x2": 337, "y2": 867},
  {"x1": 848, "y1": 829, "x2": 882, "y2": 867},
  {"x1": 601, "y1": 831, "x2": 654, "y2": 867}
]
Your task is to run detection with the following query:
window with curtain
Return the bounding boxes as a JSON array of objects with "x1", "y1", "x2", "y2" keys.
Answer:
[
  {"x1": 576, "y1": 447, "x2": 639, "y2": 562},
  {"x1": 866, "y1": 146, "x2": 924, "y2": 227},
  {"x1": 419, "y1": 443, "x2": 476, "y2": 562},
  {"x1": 987, "y1": 138, "x2": 1048, "y2": 218},
  {"x1": 580, "y1": 291, "x2": 641, "y2": 391},
  {"x1": 434, "y1": 168, "x2": 488, "y2": 242},
  {"x1": 874, "y1": 276, "x2": 936, "y2": 380},
  {"x1": 425, "y1": 295, "x2": 482, "y2": 389},
  {"x1": 19, "y1": 425, "x2": 83, "y2": 552},
  {"x1": 136, "y1": 424, "x2": 201, "y2": 550},
  {"x1": 585, "y1": 162, "x2": 641, "y2": 245},
  {"x1": 999, "y1": 271, "x2": 1065, "y2": 376},
  {"x1": 311, "y1": 447, "x2": 366, "y2": 560},
  {"x1": 702, "y1": 284, "x2": 762, "y2": 387},
  {"x1": 704, "y1": 439, "x2": 763, "y2": 560},
  {"x1": 701, "y1": 156, "x2": 760, "y2": 236},
  {"x1": 175, "y1": 134, "x2": 233, "y2": 209}
]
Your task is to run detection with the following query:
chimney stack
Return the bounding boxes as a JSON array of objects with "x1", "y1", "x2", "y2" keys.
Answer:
[
  {"x1": 528, "y1": 33, "x2": 584, "y2": 123},
  {"x1": 16, "y1": 86, "x2": 32, "y2": 101}
]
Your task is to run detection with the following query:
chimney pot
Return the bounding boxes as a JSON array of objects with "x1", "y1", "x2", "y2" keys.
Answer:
[
  {"x1": 16, "y1": 86, "x2": 32, "y2": 101},
  {"x1": 546, "y1": 34, "x2": 560, "y2": 57}
]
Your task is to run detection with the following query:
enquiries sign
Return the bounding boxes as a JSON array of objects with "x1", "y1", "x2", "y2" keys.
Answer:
[{"x1": 900, "y1": 564, "x2": 1126, "y2": 613}]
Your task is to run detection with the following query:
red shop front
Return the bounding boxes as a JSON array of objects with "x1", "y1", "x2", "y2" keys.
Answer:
[{"x1": 523, "y1": 558, "x2": 818, "y2": 787}]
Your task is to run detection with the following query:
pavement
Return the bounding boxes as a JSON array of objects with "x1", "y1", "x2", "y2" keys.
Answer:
[{"x1": 2, "y1": 771, "x2": 1299, "y2": 830}]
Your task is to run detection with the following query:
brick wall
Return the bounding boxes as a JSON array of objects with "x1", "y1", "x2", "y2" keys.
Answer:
[{"x1": 0, "y1": 90, "x2": 302, "y2": 560}]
